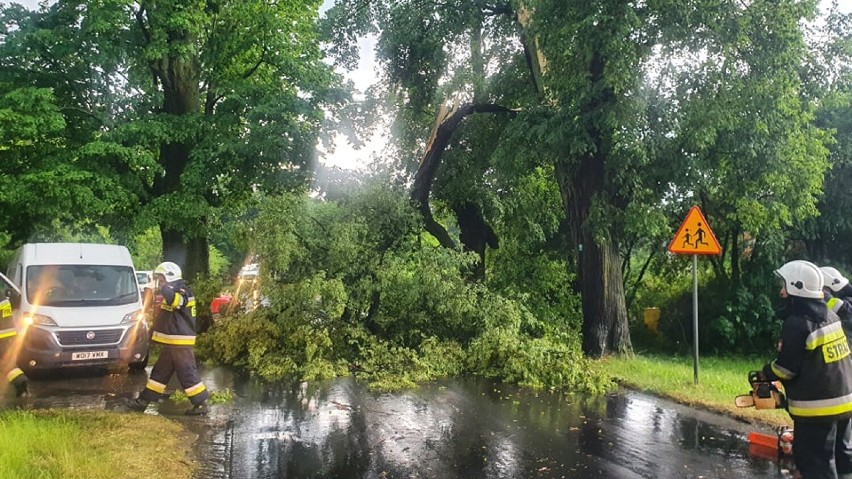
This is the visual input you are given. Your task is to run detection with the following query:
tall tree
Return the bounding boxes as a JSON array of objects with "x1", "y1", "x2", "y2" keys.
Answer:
[
  {"x1": 668, "y1": 0, "x2": 829, "y2": 290},
  {"x1": 326, "y1": 0, "x2": 831, "y2": 357},
  {"x1": 0, "y1": 0, "x2": 337, "y2": 278},
  {"x1": 800, "y1": 5, "x2": 852, "y2": 264}
]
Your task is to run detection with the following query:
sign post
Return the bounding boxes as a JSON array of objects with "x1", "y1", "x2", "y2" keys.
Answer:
[{"x1": 668, "y1": 206, "x2": 722, "y2": 385}]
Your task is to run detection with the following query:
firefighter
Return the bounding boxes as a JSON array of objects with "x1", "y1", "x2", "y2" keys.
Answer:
[
  {"x1": 821, "y1": 265, "x2": 852, "y2": 479},
  {"x1": 821, "y1": 266, "x2": 852, "y2": 328},
  {"x1": 124, "y1": 262, "x2": 209, "y2": 415},
  {"x1": 0, "y1": 295, "x2": 28, "y2": 396},
  {"x1": 757, "y1": 260, "x2": 852, "y2": 479}
]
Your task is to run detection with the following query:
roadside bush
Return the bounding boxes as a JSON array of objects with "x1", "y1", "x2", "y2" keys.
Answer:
[
  {"x1": 199, "y1": 272, "x2": 350, "y2": 381},
  {"x1": 699, "y1": 278, "x2": 780, "y2": 354},
  {"x1": 374, "y1": 248, "x2": 485, "y2": 346},
  {"x1": 630, "y1": 236, "x2": 788, "y2": 355},
  {"x1": 196, "y1": 312, "x2": 285, "y2": 375},
  {"x1": 629, "y1": 255, "x2": 695, "y2": 353},
  {"x1": 633, "y1": 275, "x2": 780, "y2": 356},
  {"x1": 467, "y1": 325, "x2": 612, "y2": 394}
]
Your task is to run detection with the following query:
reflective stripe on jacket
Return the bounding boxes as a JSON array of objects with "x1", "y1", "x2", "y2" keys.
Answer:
[
  {"x1": 151, "y1": 280, "x2": 197, "y2": 346},
  {"x1": 825, "y1": 295, "x2": 852, "y2": 347},
  {"x1": 0, "y1": 299, "x2": 15, "y2": 339}
]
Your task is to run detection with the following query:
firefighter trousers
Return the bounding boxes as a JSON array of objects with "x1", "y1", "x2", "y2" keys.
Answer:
[
  {"x1": 793, "y1": 418, "x2": 852, "y2": 479},
  {"x1": 140, "y1": 346, "x2": 209, "y2": 405},
  {"x1": 0, "y1": 337, "x2": 27, "y2": 390}
]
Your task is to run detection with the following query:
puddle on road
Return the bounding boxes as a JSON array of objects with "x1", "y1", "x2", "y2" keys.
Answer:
[
  {"x1": 194, "y1": 372, "x2": 796, "y2": 479},
  {"x1": 1, "y1": 366, "x2": 795, "y2": 479}
]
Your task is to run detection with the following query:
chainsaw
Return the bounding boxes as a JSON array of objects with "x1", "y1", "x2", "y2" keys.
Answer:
[
  {"x1": 734, "y1": 371, "x2": 787, "y2": 409},
  {"x1": 748, "y1": 427, "x2": 794, "y2": 457}
]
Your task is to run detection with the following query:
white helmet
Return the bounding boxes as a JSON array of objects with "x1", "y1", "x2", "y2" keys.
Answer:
[
  {"x1": 153, "y1": 261, "x2": 182, "y2": 283},
  {"x1": 776, "y1": 260, "x2": 823, "y2": 299},
  {"x1": 820, "y1": 266, "x2": 849, "y2": 293}
]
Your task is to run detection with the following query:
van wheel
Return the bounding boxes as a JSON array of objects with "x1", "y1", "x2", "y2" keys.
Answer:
[{"x1": 129, "y1": 354, "x2": 149, "y2": 371}]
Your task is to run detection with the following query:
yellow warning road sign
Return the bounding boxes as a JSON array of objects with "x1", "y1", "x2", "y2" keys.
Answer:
[{"x1": 668, "y1": 206, "x2": 722, "y2": 255}]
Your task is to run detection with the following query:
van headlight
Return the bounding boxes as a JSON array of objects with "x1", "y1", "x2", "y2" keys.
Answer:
[
  {"x1": 24, "y1": 313, "x2": 57, "y2": 326},
  {"x1": 121, "y1": 310, "x2": 145, "y2": 324}
]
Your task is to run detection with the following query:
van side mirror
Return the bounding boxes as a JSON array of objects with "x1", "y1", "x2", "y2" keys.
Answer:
[{"x1": 7, "y1": 290, "x2": 20, "y2": 310}]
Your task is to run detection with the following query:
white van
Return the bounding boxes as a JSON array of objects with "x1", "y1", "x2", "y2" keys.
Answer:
[{"x1": 4, "y1": 243, "x2": 149, "y2": 371}]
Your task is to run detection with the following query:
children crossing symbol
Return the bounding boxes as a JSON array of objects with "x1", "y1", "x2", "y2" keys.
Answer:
[{"x1": 668, "y1": 206, "x2": 721, "y2": 256}]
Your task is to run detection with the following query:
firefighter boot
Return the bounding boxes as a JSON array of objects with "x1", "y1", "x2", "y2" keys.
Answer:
[
  {"x1": 13, "y1": 379, "x2": 28, "y2": 398},
  {"x1": 123, "y1": 397, "x2": 149, "y2": 412},
  {"x1": 185, "y1": 402, "x2": 209, "y2": 416}
]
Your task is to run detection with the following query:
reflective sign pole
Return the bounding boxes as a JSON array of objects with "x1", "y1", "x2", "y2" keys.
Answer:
[{"x1": 693, "y1": 254, "x2": 699, "y2": 385}]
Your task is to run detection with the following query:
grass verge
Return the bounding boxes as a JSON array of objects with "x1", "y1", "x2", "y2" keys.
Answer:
[
  {"x1": 598, "y1": 353, "x2": 792, "y2": 427},
  {"x1": 0, "y1": 409, "x2": 196, "y2": 479}
]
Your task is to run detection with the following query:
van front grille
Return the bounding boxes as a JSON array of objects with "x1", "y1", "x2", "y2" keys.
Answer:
[{"x1": 56, "y1": 329, "x2": 124, "y2": 346}]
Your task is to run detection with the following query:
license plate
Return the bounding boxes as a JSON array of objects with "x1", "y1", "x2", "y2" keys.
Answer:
[{"x1": 71, "y1": 351, "x2": 109, "y2": 361}]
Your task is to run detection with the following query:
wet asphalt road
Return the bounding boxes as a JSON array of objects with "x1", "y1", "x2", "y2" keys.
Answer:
[{"x1": 1, "y1": 366, "x2": 795, "y2": 479}]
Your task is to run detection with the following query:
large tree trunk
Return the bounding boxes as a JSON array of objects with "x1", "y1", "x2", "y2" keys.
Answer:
[
  {"x1": 515, "y1": 6, "x2": 632, "y2": 357},
  {"x1": 555, "y1": 159, "x2": 633, "y2": 357},
  {"x1": 145, "y1": 6, "x2": 209, "y2": 280},
  {"x1": 160, "y1": 228, "x2": 208, "y2": 281},
  {"x1": 161, "y1": 228, "x2": 185, "y2": 268},
  {"x1": 184, "y1": 236, "x2": 209, "y2": 282}
]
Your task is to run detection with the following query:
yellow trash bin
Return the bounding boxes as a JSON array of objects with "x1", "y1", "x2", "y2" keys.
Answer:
[{"x1": 643, "y1": 307, "x2": 660, "y2": 333}]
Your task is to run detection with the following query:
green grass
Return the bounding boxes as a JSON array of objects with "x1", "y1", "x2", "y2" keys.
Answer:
[
  {"x1": 0, "y1": 410, "x2": 195, "y2": 479},
  {"x1": 169, "y1": 387, "x2": 234, "y2": 405},
  {"x1": 599, "y1": 354, "x2": 792, "y2": 427}
]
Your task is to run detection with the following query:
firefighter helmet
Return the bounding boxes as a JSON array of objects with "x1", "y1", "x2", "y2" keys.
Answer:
[
  {"x1": 153, "y1": 261, "x2": 182, "y2": 283},
  {"x1": 820, "y1": 266, "x2": 849, "y2": 293},
  {"x1": 775, "y1": 260, "x2": 823, "y2": 299}
]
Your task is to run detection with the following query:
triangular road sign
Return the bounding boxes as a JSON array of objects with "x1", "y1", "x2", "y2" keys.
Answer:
[{"x1": 668, "y1": 206, "x2": 722, "y2": 255}]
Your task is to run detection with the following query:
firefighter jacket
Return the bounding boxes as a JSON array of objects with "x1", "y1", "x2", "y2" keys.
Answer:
[
  {"x1": 151, "y1": 280, "x2": 197, "y2": 346},
  {"x1": 0, "y1": 298, "x2": 15, "y2": 340},
  {"x1": 826, "y1": 290, "x2": 852, "y2": 342},
  {"x1": 763, "y1": 297, "x2": 852, "y2": 423}
]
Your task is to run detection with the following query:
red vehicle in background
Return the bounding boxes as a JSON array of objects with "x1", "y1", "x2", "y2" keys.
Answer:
[
  {"x1": 207, "y1": 263, "x2": 268, "y2": 322},
  {"x1": 210, "y1": 293, "x2": 232, "y2": 321}
]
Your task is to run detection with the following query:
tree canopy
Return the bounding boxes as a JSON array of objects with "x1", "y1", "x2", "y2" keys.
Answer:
[
  {"x1": 0, "y1": 0, "x2": 339, "y2": 278},
  {"x1": 320, "y1": 0, "x2": 840, "y2": 357}
]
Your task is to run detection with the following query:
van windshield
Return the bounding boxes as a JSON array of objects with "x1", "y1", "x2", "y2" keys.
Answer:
[{"x1": 26, "y1": 265, "x2": 139, "y2": 307}]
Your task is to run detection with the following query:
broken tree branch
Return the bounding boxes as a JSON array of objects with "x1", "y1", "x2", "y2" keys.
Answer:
[{"x1": 411, "y1": 100, "x2": 518, "y2": 249}]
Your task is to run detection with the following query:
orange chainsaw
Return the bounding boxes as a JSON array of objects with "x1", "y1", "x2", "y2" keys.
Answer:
[
  {"x1": 735, "y1": 371, "x2": 787, "y2": 409},
  {"x1": 748, "y1": 428, "x2": 795, "y2": 458}
]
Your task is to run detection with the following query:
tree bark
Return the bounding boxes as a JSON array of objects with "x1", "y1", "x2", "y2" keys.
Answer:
[
  {"x1": 555, "y1": 157, "x2": 633, "y2": 357},
  {"x1": 185, "y1": 235, "x2": 209, "y2": 282},
  {"x1": 161, "y1": 227, "x2": 186, "y2": 269},
  {"x1": 161, "y1": 228, "x2": 208, "y2": 283}
]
